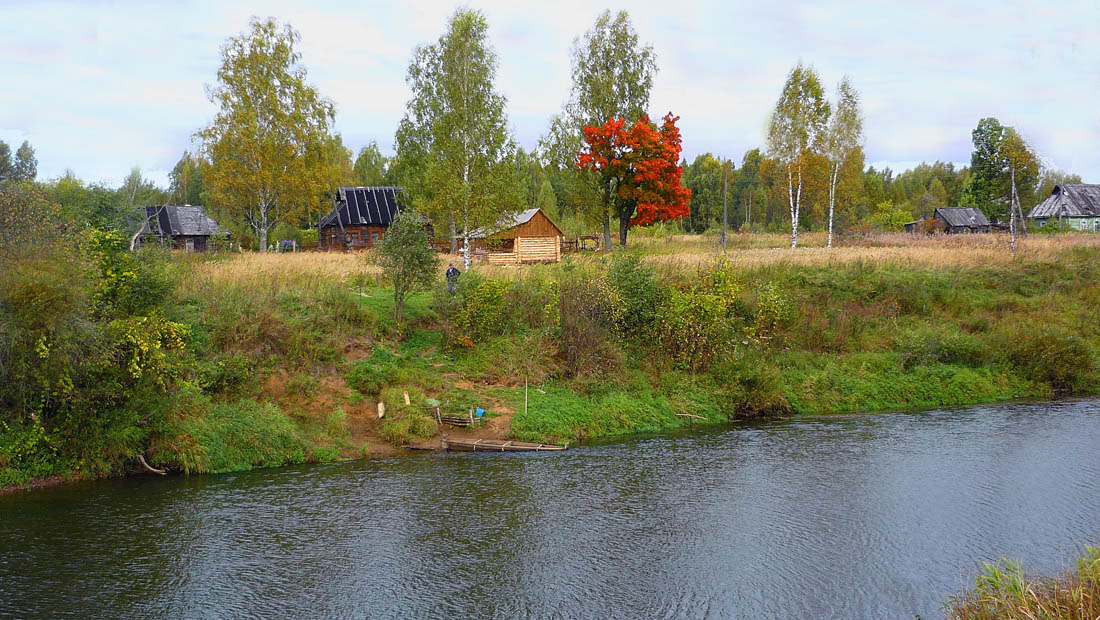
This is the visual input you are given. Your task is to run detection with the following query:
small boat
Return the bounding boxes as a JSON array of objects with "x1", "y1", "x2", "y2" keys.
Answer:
[{"x1": 441, "y1": 437, "x2": 567, "y2": 452}]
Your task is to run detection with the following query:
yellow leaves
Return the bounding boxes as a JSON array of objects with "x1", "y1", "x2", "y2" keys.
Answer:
[
  {"x1": 35, "y1": 334, "x2": 49, "y2": 359},
  {"x1": 111, "y1": 314, "x2": 190, "y2": 381}
]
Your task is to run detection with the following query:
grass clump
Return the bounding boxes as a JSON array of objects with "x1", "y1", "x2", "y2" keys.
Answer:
[
  {"x1": 379, "y1": 386, "x2": 439, "y2": 446},
  {"x1": 945, "y1": 545, "x2": 1100, "y2": 619}
]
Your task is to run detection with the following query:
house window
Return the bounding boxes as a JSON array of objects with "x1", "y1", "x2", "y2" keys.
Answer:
[
  {"x1": 371, "y1": 231, "x2": 380, "y2": 246},
  {"x1": 1094, "y1": 220, "x2": 1099, "y2": 233}
]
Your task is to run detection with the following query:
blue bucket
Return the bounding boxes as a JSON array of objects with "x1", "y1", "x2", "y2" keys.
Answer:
[{"x1": 475, "y1": 407, "x2": 484, "y2": 418}]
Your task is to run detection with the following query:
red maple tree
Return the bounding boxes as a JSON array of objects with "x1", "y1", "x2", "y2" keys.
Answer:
[{"x1": 577, "y1": 112, "x2": 691, "y2": 247}]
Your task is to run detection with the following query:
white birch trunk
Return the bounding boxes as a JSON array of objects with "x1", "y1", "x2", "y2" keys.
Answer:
[
  {"x1": 787, "y1": 168, "x2": 797, "y2": 249},
  {"x1": 827, "y1": 161, "x2": 839, "y2": 248}
]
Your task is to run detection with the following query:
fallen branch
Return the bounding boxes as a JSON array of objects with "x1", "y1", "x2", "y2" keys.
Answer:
[{"x1": 137, "y1": 454, "x2": 166, "y2": 475}]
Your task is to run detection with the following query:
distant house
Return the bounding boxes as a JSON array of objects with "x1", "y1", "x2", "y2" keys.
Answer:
[
  {"x1": 139, "y1": 205, "x2": 227, "y2": 252},
  {"x1": 1028, "y1": 184, "x2": 1100, "y2": 232},
  {"x1": 464, "y1": 208, "x2": 563, "y2": 265},
  {"x1": 318, "y1": 186, "x2": 403, "y2": 250},
  {"x1": 932, "y1": 207, "x2": 990, "y2": 234}
]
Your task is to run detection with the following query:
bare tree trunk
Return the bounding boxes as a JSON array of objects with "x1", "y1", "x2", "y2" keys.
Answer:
[
  {"x1": 258, "y1": 208, "x2": 269, "y2": 253},
  {"x1": 827, "y1": 161, "x2": 839, "y2": 248},
  {"x1": 1009, "y1": 166, "x2": 1018, "y2": 259},
  {"x1": 619, "y1": 212, "x2": 630, "y2": 248}
]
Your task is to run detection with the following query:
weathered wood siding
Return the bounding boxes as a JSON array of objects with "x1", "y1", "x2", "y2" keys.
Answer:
[{"x1": 319, "y1": 225, "x2": 386, "y2": 250}]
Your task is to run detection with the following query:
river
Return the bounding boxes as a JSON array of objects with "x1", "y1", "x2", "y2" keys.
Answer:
[{"x1": 2, "y1": 399, "x2": 1099, "y2": 619}]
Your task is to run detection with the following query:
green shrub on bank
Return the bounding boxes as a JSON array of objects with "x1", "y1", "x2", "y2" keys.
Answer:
[
  {"x1": 149, "y1": 388, "x2": 316, "y2": 474},
  {"x1": 379, "y1": 386, "x2": 439, "y2": 446},
  {"x1": 945, "y1": 545, "x2": 1100, "y2": 619}
]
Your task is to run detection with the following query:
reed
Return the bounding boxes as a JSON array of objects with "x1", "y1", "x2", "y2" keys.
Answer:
[{"x1": 945, "y1": 546, "x2": 1100, "y2": 619}]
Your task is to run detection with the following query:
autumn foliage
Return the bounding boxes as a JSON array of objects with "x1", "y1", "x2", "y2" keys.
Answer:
[{"x1": 578, "y1": 112, "x2": 692, "y2": 244}]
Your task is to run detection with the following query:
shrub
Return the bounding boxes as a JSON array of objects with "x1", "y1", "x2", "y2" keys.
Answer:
[
  {"x1": 608, "y1": 253, "x2": 664, "y2": 335},
  {"x1": 443, "y1": 273, "x2": 511, "y2": 348},
  {"x1": 558, "y1": 273, "x2": 623, "y2": 376},
  {"x1": 895, "y1": 324, "x2": 989, "y2": 370},
  {"x1": 998, "y1": 326, "x2": 1096, "y2": 393},
  {"x1": 379, "y1": 386, "x2": 438, "y2": 446}
]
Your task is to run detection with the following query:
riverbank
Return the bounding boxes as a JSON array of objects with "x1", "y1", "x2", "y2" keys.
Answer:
[{"x1": 2, "y1": 232, "x2": 1099, "y2": 491}]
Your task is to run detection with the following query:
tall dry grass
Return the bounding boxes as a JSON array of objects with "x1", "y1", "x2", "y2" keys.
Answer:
[{"x1": 173, "y1": 232, "x2": 1100, "y2": 288}]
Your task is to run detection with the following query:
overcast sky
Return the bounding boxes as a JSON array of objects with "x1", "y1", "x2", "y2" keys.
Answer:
[{"x1": 2, "y1": 0, "x2": 1098, "y2": 188}]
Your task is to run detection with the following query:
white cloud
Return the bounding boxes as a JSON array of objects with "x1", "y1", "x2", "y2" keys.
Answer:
[{"x1": 1, "y1": 0, "x2": 1097, "y2": 188}]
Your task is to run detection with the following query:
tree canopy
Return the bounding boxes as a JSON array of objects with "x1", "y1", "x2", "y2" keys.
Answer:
[
  {"x1": 196, "y1": 17, "x2": 339, "y2": 251},
  {"x1": 394, "y1": 8, "x2": 520, "y2": 268},
  {"x1": 767, "y1": 63, "x2": 830, "y2": 248}
]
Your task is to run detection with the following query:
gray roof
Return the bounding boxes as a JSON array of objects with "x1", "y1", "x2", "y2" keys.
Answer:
[
  {"x1": 468, "y1": 208, "x2": 542, "y2": 238},
  {"x1": 1027, "y1": 184, "x2": 1100, "y2": 218},
  {"x1": 320, "y1": 186, "x2": 403, "y2": 229},
  {"x1": 143, "y1": 205, "x2": 225, "y2": 237},
  {"x1": 934, "y1": 207, "x2": 990, "y2": 228}
]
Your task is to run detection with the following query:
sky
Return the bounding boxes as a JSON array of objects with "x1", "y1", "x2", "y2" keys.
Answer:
[{"x1": 1, "y1": 0, "x2": 1098, "y2": 188}]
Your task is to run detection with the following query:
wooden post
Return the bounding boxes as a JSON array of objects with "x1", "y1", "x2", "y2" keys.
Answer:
[
  {"x1": 525, "y1": 376, "x2": 529, "y2": 417},
  {"x1": 377, "y1": 402, "x2": 385, "y2": 419},
  {"x1": 403, "y1": 390, "x2": 410, "y2": 405}
]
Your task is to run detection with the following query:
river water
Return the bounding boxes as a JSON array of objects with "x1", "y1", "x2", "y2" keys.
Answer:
[{"x1": 2, "y1": 400, "x2": 1099, "y2": 619}]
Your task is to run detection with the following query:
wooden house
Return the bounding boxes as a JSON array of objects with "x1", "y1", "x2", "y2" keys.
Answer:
[
  {"x1": 138, "y1": 205, "x2": 226, "y2": 252},
  {"x1": 1028, "y1": 184, "x2": 1100, "y2": 232},
  {"x1": 466, "y1": 208, "x2": 563, "y2": 265},
  {"x1": 932, "y1": 207, "x2": 990, "y2": 234},
  {"x1": 318, "y1": 186, "x2": 402, "y2": 250}
]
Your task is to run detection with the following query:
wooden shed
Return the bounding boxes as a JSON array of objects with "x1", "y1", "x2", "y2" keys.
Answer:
[
  {"x1": 137, "y1": 205, "x2": 227, "y2": 252},
  {"x1": 933, "y1": 207, "x2": 990, "y2": 234},
  {"x1": 318, "y1": 186, "x2": 402, "y2": 250},
  {"x1": 467, "y1": 208, "x2": 563, "y2": 265}
]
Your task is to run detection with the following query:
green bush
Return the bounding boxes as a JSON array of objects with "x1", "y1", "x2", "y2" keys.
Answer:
[
  {"x1": 998, "y1": 326, "x2": 1096, "y2": 393},
  {"x1": 608, "y1": 253, "x2": 664, "y2": 335},
  {"x1": 379, "y1": 386, "x2": 438, "y2": 446},
  {"x1": 895, "y1": 324, "x2": 989, "y2": 369}
]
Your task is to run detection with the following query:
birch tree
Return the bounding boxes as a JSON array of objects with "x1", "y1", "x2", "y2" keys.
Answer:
[
  {"x1": 1000, "y1": 128, "x2": 1038, "y2": 257},
  {"x1": 766, "y1": 63, "x2": 829, "y2": 249},
  {"x1": 197, "y1": 18, "x2": 338, "y2": 252},
  {"x1": 823, "y1": 77, "x2": 862, "y2": 248},
  {"x1": 541, "y1": 10, "x2": 656, "y2": 251},
  {"x1": 394, "y1": 8, "x2": 519, "y2": 268}
]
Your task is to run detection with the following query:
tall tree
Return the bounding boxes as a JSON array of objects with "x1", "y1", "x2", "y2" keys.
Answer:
[
  {"x1": 823, "y1": 77, "x2": 862, "y2": 247},
  {"x1": 542, "y1": 10, "x2": 656, "y2": 250},
  {"x1": 578, "y1": 113, "x2": 690, "y2": 247},
  {"x1": 394, "y1": 8, "x2": 519, "y2": 269},
  {"x1": 196, "y1": 18, "x2": 339, "y2": 251},
  {"x1": 0, "y1": 141, "x2": 12, "y2": 184},
  {"x1": 767, "y1": 63, "x2": 830, "y2": 248},
  {"x1": 353, "y1": 141, "x2": 390, "y2": 186},
  {"x1": 168, "y1": 151, "x2": 206, "y2": 205},
  {"x1": 1000, "y1": 128, "x2": 1039, "y2": 254},
  {"x1": 964, "y1": 117, "x2": 1008, "y2": 223},
  {"x1": 13, "y1": 141, "x2": 37, "y2": 183}
]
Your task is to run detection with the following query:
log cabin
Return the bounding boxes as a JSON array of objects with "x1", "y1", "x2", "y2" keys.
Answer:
[
  {"x1": 318, "y1": 186, "x2": 403, "y2": 250},
  {"x1": 466, "y1": 208, "x2": 563, "y2": 264}
]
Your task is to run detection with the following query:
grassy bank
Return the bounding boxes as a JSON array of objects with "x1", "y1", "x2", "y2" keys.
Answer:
[
  {"x1": 3, "y1": 231, "x2": 1099, "y2": 487},
  {"x1": 945, "y1": 545, "x2": 1100, "y2": 619}
]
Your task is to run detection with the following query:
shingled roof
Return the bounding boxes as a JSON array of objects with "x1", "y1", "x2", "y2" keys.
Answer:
[
  {"x1": 319, "y1": 186, "x2": 403, "y2": 228},
  {"x1": 144, "y1": 205, "x2": 224, "y2": 237},
  {"x1": 934, "y1": 207, "x2": 990, "y2": 228},
  {"x1": 468, "y1": 208, "x2": 545, "y2": 238},
  {"x1": 1027, "y1": 184, "x2": 1100, "y2": 218}
]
